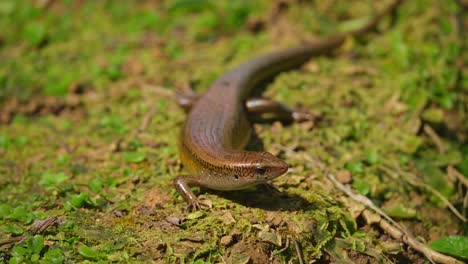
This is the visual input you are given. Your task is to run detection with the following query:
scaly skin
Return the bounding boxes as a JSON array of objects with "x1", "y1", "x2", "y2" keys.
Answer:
[{"x1": 175, "y1": 0, "x2": 404, "y2": 209}]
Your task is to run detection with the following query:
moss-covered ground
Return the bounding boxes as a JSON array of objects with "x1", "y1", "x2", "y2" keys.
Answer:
[{"x1": 0, "y1": 0, "x2": 466, "y2": 263}]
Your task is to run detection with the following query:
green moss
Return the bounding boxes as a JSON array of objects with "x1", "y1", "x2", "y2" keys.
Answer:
[{"x1": 0, "y1": 0, "x2": 465, "y2": 262}]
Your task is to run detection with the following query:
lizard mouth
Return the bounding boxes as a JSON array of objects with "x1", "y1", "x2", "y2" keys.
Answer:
[
  {"x1": 270, "y1": 160, "x2": 289, "y2": 178},
  {"x1": 278, "y1": 162, "x2": 289, "y2": 176}
]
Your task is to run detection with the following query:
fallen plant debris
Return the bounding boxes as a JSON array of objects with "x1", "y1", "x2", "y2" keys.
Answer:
[
  {"x1": 0, "y1": 0, "x2": 466, "y2": 263},
  {"x1": 0, "y1": 216, "x2": 61, "y2": 247}
]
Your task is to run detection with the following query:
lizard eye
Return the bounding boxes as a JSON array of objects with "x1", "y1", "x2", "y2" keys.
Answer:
[
  {"x1": 234, "y1": 175, "x2": 239, "y2": 180},
  {"x1": 255, "y1": 167, "x2": 267, "y2": 175}
]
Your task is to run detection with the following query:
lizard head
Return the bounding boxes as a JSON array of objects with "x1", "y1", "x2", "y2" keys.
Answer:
[
  {"x1": 226, "y1": 151, "x2": 288, "y2": 189},
  {"x1": 203, "y1": 151, "x2": 289, "y2": 191},
  {"x1": 249, "y1": 151, "x2": 288, "y2": 181}
]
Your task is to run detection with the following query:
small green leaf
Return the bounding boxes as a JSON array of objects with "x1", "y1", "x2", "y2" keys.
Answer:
[
  {"x1": 70, "y1": 192, "x2": 90, "y2": 208},
  {"x1": 352, "y1": 179, "x2": 371, "y2": 196},
  {"x1": 429, "y1": 236, "x2": 468, "y2": 259},
  {"x1": 123, "y1": 152, "x2": 146, "y2": 163},
  {"x1": 4, "y1": 224, "x2": 24, "y2": 236},
  {"x1": 8, "y1": 207, "x2": 35, "y2": 225},
  {"x1": 99, "y1": 116, "x2": 127, "y2": 134},
  {"x1": 338, "y1": 16, "x2": 370, "y2": 33},
  {"x1": 437, "y1": 93, "x2": 454, "y2": 109},
  {"x1": 187, "y1": 210, "x2": 205, "y2": 220},
  {"x1": 383, "y1": 204, "x2": 417, "y2": 219},
  {"x1": 43, "y1": 73, "x2": 75, "y2": 96},
  {"x1": 30, "y1": 254, "x2": 40, "y2": 262},
  {"x1": 10, "y1": 245, "x2": 28, "y2": 257},
  {"x1": 64, "y1": 201, "x2": 74, "y2": 212},
  {"x1": 421, "y1": 107, "x2": 444, "y2": 123},
  {"x1": 0, "y1": 135, "x2": 11, "y2": 149},
  {"x1": 128, "y1": 139, "x2": 142, "y2": 150},
  {"x1": 26, "y1": 235, "x2": 44, "y2": 254},
  {"x1": 54, "y1": 172, "x2": 68, "y2": 183},
  {"x1": 353, "y1": 231, "x2": 366, "y2": 237},
  {"x1": 39, "y1": 172, "x2": 54, "y2": 186},
  {"x1": 39, "y1": 172, "x2": 69, "y2": 188},
  {"x1": 406, "y1": 88, "x2": 428, "y2": 111},
  {"x1": 8, "y1": 256, "x2": 24, "y2": 264},
  {"x1": 61, "y1": 220, "x2": 76, "y2": 230},
  {"x1": 89, "y1": 177, "x2": 104, "y2": 193},
  {"x1": 22, "y1": 23, "x2": 47, "y2": 46},
  {"x1": 78, "y1": 245, "x2": 99, "y2": 259},
  {"x1": 0, "y1": 204, "x2": 12, "y2": 218},
  {"x1": 193, "y1": 260, "x2": 210, "y2": 264},
  {"x1": 364, "y1": 151, "x2": 379, "y2": 165},
  {"x1": 104, "y1": 64, "x2": 122, "y2": 81},
  {"x1": 43, "y1": 248, "x2": 65, "y2": 264},
  {"x1": 345, "y1": 162, "x2": 363, "y2": 174}
]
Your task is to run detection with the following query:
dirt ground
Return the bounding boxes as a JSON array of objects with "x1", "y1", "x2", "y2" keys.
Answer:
[{"x1": 0, "y1": 0, "x2": 466, "y2": 263}]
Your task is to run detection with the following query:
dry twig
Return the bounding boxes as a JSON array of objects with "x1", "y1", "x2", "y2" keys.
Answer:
[
  {"x1": 327, "y1": 172, "x2": 464, "y2": 264},
  {"x1": 423, "y1": 124, "x2": 446, "y2": 154},
  {"x1": 278, "y1": 147, "x2": 464, "y2": 264},
  {"x1": 0, "y1": 216, "x2": 60, "y2": 247},
  {"x1": 380, "y1": 163, "x2": 467, "y2": 222},
  {"x1": 448, "y1": 166, "x2": 468, "y2": 188},
  {"x1": 293, "y1": 237, "x2": 305, "y2": 264},
  {"x1": 327, "y1": 173, "x2": 463, "y2": 264},
  {"x1": 138, "y1": 105, "x2": 158, "y2": 133}
]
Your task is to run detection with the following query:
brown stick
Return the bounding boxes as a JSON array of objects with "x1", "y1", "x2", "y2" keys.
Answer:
[
  {"x1": 0, "y1": 216, "x2": 60, "y2": 247},
  {"x1": 423, "y1": 124, "x2": 446, "y2": 154},
  {"x1": 327, "y1": 172, "x2": 464, "y2": 264}
]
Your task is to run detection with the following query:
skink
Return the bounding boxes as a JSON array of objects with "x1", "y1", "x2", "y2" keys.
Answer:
[{"x1": 175, "y1": 0, "x2": 403, "y2": 209}]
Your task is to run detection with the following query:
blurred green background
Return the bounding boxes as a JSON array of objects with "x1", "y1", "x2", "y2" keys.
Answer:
[{"x1": 0, "y1": 0, "x2": 466, "y2": 263}]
